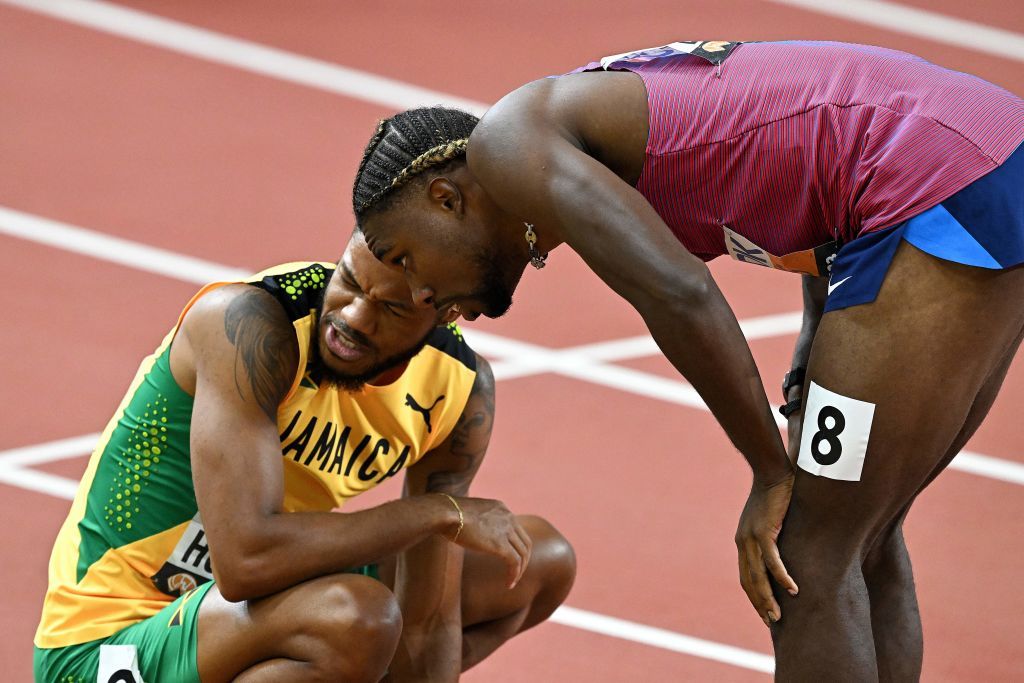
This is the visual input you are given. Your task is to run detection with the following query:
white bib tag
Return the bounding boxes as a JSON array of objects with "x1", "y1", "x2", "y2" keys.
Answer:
[
  {"x1": 97, "y1": 644, "x2": 146, "y2": 683},
  {"x1": 797, "y1": 382, "x2": 875, "y2": 481}
]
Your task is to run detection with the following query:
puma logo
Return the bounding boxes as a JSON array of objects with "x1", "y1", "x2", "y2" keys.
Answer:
[{"x1": 405, "y1": 393, "x2": 445, "y2": 433}]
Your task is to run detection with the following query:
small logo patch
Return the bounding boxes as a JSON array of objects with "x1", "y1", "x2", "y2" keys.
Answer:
[
  {"x1": 600, "y1": 40, "x2": 741, "y2": 69},
  {"x1": 152, "y1": 514, "x2": 214, "y2": 597},
  {"x1": 723, "y1": 225, "x2": 839, "y2": 277},
  {"x1": 405, "y1": 393, "x2": 445, "y2": 433},
  {"x1": 827, "y1": 275, "x2": 852, "y2": 295}
]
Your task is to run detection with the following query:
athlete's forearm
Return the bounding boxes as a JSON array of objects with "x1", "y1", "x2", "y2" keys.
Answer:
[
  {"x1": 789, "y1": 275, "x2": 828, "y2": 395},
  {"x1": 388, "y1": 537, "x2": 464, "y2": 682},
  {"x1": 207, "y1": 495, "x2": 458, "y2": 602},
  {"x1": 638, "y1": 276, "x2": 791, "y2": 484}
]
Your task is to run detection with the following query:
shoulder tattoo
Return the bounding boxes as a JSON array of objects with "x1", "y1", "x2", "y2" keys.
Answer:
[
  {"x1": 223, "y1": 288, "x2": 297, "y2": 422},
  {"x1": 427, "y1": 357, "x2": 495, "y2": 495}
]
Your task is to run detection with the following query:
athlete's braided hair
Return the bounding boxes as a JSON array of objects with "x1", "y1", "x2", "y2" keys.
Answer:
[{"x1": 352, "y1": 107, "x2": 480, "y2": 220}]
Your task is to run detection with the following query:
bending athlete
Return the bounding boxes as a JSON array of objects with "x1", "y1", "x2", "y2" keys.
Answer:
[
  {"x1": 33, "y1": 232, "x2": 576, "y2": 682},
  {"x1": 351, "y1": 40, "x2": 1024, "y2": 680}
]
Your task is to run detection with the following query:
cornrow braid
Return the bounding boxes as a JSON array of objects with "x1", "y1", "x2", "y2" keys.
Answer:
[{"x1": 352, "y1": 107, "x2": 480, "y2": 219}]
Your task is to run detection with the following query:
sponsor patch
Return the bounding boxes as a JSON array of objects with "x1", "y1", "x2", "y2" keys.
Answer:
[
  {"x1": 97, "y1": 644, "x2": 145, "y2": 683},
  {"x1": 600, "y1": 40, "x2": 741, "y2": 69},
  {"x1": 797, "y1": 382, "x2": 876, "y2": 482},
  {"x1": 152, "y1": 514, "x2": 214, "y2": 597},
  {"x1": 723, "y1": 225, "x2": 839, "y2": 277}
]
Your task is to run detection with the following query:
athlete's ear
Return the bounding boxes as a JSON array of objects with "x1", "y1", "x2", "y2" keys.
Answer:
[
  {"x1": 428, "y1": 177, "x2": 463, "y2": 215},
  {"x1": 439, "y1": 304, "x2": 461, "y2": 324}
]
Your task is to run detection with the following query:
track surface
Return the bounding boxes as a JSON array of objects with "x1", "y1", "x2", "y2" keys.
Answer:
[{"x1": 2, "y1": 1, "x2": 1023, "y2": 680}]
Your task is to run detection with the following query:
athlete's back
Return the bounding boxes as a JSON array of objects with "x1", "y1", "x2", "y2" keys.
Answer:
[{"x1": 574, "y1": 41, "x2": 1024, "y2": 264}]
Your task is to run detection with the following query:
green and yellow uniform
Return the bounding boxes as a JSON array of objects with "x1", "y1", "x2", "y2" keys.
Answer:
[{"x1": 34, "y1": 263, "x2": 478, "y2": 683}]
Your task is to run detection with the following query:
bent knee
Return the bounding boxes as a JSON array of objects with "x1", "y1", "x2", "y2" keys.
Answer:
[
  {"x1": 313, "y1": 574, "x2": 402, "y2": 639},
  {"x1": 778, "y1": 520, "x2": 865, "y2": 582},
  {"x1": 300, "y1": 574, "x2": 402, "y2": 679},
  {"x1": 517, "y1": 516, "x2": 577, "y2": 621},
  {"x1": 519, "y1": 516, "x2": 577, "y2": 582}
]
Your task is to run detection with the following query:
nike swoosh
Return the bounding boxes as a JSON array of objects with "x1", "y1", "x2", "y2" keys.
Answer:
[{"x1": 827, "y1": 276, "x2": 852, "y2": 295}]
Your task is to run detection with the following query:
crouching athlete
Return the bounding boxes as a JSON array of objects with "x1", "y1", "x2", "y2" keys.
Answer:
[{"x1": 33, "y1": 232, "x2": 576, "y2": 682}]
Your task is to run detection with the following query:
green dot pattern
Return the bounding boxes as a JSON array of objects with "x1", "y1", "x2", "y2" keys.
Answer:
[
  {"x1": 103, "y1": 394, "x2": 170, "y2": 533},
  {"x1": 274, "y1": 265, "x2": 327, "y2": 301},
  {"x1": 446, "y1": 322, "x2": 464, "y2": 343}
]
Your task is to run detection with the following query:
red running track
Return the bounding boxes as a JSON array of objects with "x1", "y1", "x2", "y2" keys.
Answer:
[{"x1": 2, "y1": 1, "x2": 1023, "y2": 680}]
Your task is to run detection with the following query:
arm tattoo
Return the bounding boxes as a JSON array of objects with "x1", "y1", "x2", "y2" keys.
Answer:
[
  {"x1": 223, "y1": 289, "x2": 297, "y2": 422},
  {"x1": 426, "y1": 358, "x2": 495, "y2": 495}
]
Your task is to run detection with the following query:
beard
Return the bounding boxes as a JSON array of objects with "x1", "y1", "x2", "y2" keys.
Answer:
[
  {"x1": 472, "y1": 247, "x2": 515, "y2": 318},
  {"x1": 311, "y1": 291, "x2": 435, "y2": 392}
]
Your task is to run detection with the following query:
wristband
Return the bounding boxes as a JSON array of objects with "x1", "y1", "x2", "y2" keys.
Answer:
[
  {"x1": 778, "y1": 398, "x2": 802, "y2": 418},
  {"x1": 782, "y1": 367, "x2": 806, "y2": 400}
]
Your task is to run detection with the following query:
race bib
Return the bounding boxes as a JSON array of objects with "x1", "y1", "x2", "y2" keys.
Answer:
[
  {"x1": 797, "y1": 382, "x2": 876, "y2": 482},
  {"x1": 724, "y1": 225, "x2": 839, "y2": 277},
  {"x1": 600, "y1": 40, "x2": 741, "y2": 69},
  {"x1": 151, "y1": 513, "x2": 214, "y2": 596},
  {"x1": 97, "y1": 644, "x2": 145, "y2": 683}
]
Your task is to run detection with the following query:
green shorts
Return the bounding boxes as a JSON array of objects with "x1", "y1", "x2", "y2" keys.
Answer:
[
  {"x1": 33, "y1": 581, "x2": 215, "y2": 683},
  {"x1": 34, "y1": 565, "x2": 379, "y2": 683}
]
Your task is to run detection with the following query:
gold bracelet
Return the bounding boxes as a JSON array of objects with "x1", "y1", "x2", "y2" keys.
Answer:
[{"x1": 438, "y1": 493, "x2": 464, "y2": 543}]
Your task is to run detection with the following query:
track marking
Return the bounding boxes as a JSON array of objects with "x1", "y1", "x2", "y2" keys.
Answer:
[
  {"x1": 766, "y1": 0, "x2": 1024, "y2": 62},
  {"x1": 551, "y1": 606, "x2": 774, "y2": 674},
  {"x1": 0, "y1": 463, "x2": 79, "y2": 500},
  {"x1": 0, "y1": 0, "x2": 487, "y2": 115},
  {"x1": 3, "y1": 205, "x2": 1024, "y2": 486},
  {"x1": 952, "y1": 450, "x2": 1024, "y2": 486},
  {"x1": 0, "y1": 439, "x2": 777, "y2": 675},
  {"x1": 3, "y1": 1, "x2": 1020, "y2": 675},
  {"x1": 3, "y1": 0, "x2": 1020, "y2": 124},
  {"x1": 0, "y1": 432, "x2": 101, "y2": 467},
  {"x1": 0, "y1": 206, "x2": 247, "y2": 285}
]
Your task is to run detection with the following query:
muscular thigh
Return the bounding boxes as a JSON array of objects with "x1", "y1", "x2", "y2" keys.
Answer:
[
  {"x1": 196, "y1": 573, "x2": 392, "y2": 682},
  {"x1": 35, "y1": 583, "x2": 214, "y2": 683},
  {"x1": 790, "y1": 242, "x2": 1024, "y2": 547}
]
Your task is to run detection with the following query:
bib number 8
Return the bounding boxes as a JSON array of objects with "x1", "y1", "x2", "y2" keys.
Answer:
[
  {"x1": 810, "y1": 405, "x2": 846, "y2": 465},
  {"x1": 797, "y1": 381, "x2": 875, "y2": 482}
]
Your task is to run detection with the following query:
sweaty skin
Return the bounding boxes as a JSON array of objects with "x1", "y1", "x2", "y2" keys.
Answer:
[
  {"x1": 159, "y1": 235, "x2": 573, "y2": 682},
  {"x1": 361, "y1": 71, "x2": 797, "y2": 626}
]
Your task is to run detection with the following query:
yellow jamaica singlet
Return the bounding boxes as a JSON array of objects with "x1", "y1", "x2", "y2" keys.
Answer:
[{"x1": 35, "y1": 262, "x2": 478, "y2": 650}]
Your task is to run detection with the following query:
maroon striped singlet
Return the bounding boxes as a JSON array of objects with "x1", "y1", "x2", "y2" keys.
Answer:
[{"x1": 575, "y1": 41, "x2": 1024, "y2": 268}]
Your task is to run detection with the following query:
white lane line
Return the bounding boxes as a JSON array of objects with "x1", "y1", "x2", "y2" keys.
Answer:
[
  {"x1": 551, "y1": 606, "x2": 774, "y2": 674},
  {"x1": 0, "y1": 441, "x2": 777, "y2": 675},
  {"x1": 3, "y1": 204, "x2": 1024, "y2": 487},
  {"x1": 766, "y1": 0, "x2": 1024, "y2": 62},
  {"x1": 0, "y1": 0, "x2": 488, "y2": 115},
  {"x1": 0, "y1": 206, "x2": 248, "y2": 285},
  {"x1": 551, "y1": 312, "x2": 803, "y2": 364},
  {"x1": 0, "y1": 432, "x2": 100, "y2": 467},
  {"x1": 0, "y1": 463, "x2": 78, "y2": 500},
  {"x1": 954, "y1": 450, "x2": 1024, "y2": 487},
  {"x1": 4, "y1": 0, "x2": 1018, "y2": 116}
]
